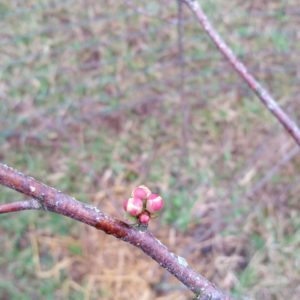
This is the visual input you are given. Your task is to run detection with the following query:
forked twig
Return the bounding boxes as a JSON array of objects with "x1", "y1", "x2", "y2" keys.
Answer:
[
  {"x1": 0, "y1": 163, "x2": 230, "y2": 300},
  {"x1": 183, "y1": 0, "x2": 300, "y2": 146}
]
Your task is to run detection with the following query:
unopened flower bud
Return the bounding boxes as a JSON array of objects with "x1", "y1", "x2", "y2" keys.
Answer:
[
  {"x1": 139, "y1": 212, "x2": 150, "y2": 224},
  {"x1": 132, "y1": 185, "x2": 151, "y2": 199},
  {"x1": 124, "y1": 197, "x2": 143, "y2": 216},
  {"x1": 123, "y1": 199, "x2": 128, "y2": 211},
  {"x1": 146, "y1": 194, "x2": 164, "y2": 213}
]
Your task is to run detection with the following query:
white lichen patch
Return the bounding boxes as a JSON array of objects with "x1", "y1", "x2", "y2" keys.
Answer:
[
  {"x1": 155, "y1": 238, "x2": 166, "y2": 248},
  {"x1": 188, "y1": 0, "x2": 200, "y2": 11},
  {"x1": 177, "y1": 256, "x2": 188, "y2": 267},
  {"x1": 84, "y1": 203, "x2": 100, "y2": 213},
  {"x1": 32, "y1": 201, "x2": 41, "y2": 209},
  {"x1": 92, "y1": 206, "x2": 100, "y2": 213},
  {"x1": 30, "y1": 186, "x2": 36, "y2": 192}
]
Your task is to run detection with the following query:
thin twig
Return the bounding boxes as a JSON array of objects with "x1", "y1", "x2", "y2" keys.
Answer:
[
  {"x1": 0, "y1": 163, "x2": 230, "y2": 300},
  {"x1": 0, "y1": 199, "x2": 41, "y2": 214},
  {"x1": 183, "y1": 0, "x2": 300, "y2": 146}
]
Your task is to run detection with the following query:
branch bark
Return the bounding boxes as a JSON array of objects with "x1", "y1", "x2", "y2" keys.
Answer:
[
  {"x1": 0, "y1": 162, "x2": 231, "y2": 300},
  {"x1": 183, "y1": 0, "x2": 300, "y2": 146}
]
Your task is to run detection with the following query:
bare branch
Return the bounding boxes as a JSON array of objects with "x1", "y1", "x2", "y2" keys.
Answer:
[
  {"x1": 183, "y1": 0, "x2": 300, "y2": 146},
  {"x1": 0, "y1": 162, "x2": 231, "y2": 300},
  {"x1": 0, "y1": 199, "x2": 41, "y2": 214}
]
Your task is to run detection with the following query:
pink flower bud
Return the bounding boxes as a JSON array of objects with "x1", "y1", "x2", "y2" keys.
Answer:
[
  {"x1": 123, "y1": 199, "x2": 128, "y2": 211},
  {"x1": 139, "y1": 212, "x2": 150, "y2": 224},
  {"x1": 124, "y1": 197, "x2": 143, "y2": 216},
  {"x1": 146, "y1": 194, "x2": 164, "y2": 213},
  {"x1": 132, "y1": 185, "x2": 151, "y2": 199}
]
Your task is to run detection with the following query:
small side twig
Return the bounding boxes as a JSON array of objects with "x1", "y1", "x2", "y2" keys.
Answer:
[
  {"x1": 183, "y1": 0, "x2": 300, "y2": 147},
  {"x1": 0, "y1": 199, "x2": 41, "y2": 214},
  {"x1": 0, "y1": 162, "x2": 231, "y2": 300}
]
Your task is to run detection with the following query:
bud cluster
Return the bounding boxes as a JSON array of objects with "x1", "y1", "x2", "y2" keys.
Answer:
[{"x1": 123, "y1": 185, "x2": 164, "y2": 225}]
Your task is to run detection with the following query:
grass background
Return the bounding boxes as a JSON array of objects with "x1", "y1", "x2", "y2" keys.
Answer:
[{"x1": 0, "y1": 0, "x2": 300, "y2": 299}]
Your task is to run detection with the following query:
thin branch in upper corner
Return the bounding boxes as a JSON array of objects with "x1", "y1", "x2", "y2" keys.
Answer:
[{"x1": 183, "y1": 0, "x2": 300, "y2": 147}]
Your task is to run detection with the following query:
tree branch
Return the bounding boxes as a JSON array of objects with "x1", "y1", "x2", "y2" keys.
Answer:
[
  {"x1": 0, "y1": 162, "x2": 231, "y2": 300},
  {"x1": 0, "y1": 199, "x2": 41, "y2": 214},
  {"x1": 183, "y1": 0, "x2": 300, "y2": 146}
]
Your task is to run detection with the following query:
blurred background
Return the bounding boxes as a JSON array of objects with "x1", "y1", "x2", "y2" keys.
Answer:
[{"x1": 0, "y1": 0, "x2": 300, "y2": 299}]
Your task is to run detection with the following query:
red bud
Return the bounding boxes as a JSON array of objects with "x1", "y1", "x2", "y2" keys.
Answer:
[
  {"x1": 146, "y1": 194, "x2": 164, "y2": 213},
  {"x1": 123, "y1": 199, "x2": 128, "y2": 211},
  {"x1": 139, "y1": 212, "x2": 150, "y2": 224},
  {"x1": 124, "y1": 197, "x2": 143, "y2": 216},
  {"x1": 132, "y1": 185, "x2": 151, "y2": 199}
]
